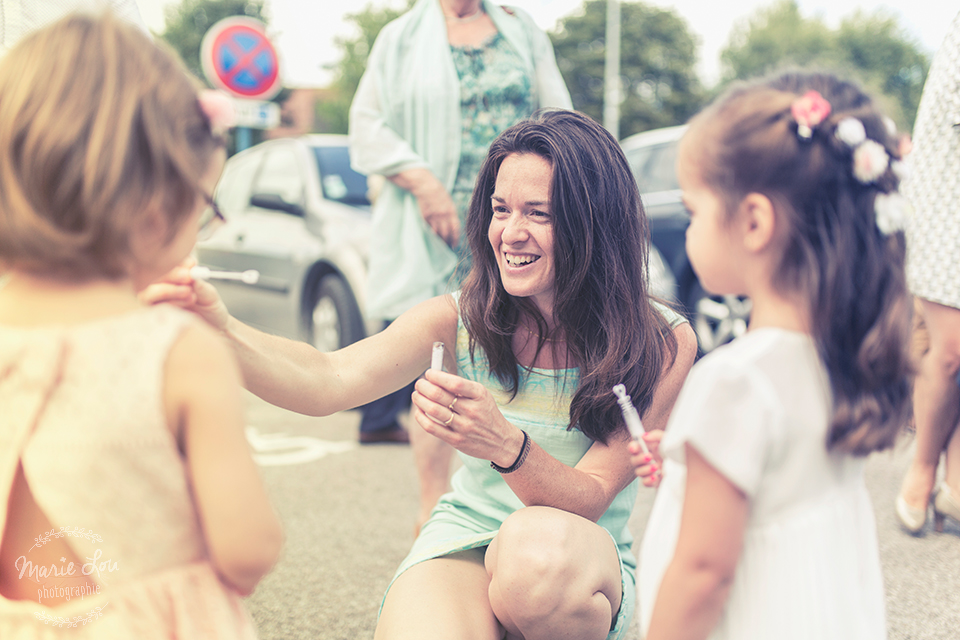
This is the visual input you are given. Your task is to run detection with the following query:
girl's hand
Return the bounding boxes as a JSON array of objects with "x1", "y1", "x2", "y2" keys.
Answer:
[
  {"x1": 629, "y1": 430, "x2": 664, "y2": 488},
  {"x1": 138, "y1": 257, "x2": 231, "y2": 332},
  {"x1": 411, "y1": 369, "x2": 522, "y2": 465}
]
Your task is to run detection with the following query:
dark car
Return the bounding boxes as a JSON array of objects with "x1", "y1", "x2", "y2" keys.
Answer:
[{"x1": 621, "y1": 125, "x2": 751, "y2": 352}]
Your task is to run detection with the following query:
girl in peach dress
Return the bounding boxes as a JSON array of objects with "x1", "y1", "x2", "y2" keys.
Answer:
[{"x1": 0, "y1": 13, "x2": 282, "y2": 639}]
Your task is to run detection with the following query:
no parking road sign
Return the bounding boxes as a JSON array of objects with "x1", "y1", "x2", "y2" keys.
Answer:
[{"x1": 201, "y1": 17, "x2": 281, "y2": 101}]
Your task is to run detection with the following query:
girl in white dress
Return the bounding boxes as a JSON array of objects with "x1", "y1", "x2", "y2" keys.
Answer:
[
  {"x1": 0, "y1": 14, "x2": 281, "y2": 638},
  {"x1": 630, "y1": 72, "x2": 914, "y2": 640}
]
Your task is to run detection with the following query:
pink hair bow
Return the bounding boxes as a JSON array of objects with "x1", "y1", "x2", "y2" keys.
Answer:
[
  {"x1": 198, "y1": 90, "x2": 236, "y2": 135},
  {"x1": 791, "y1": 90, "x2": 831, "y2": 140}
]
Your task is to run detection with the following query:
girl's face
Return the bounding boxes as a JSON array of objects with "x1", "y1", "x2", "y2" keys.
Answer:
[
  {"x1": 488, "y1": 153, "x2": 556, "y2": 316},
  {"x1": 133, "y1": 149, "x2": 226, "y2": 290},
  {"x1": 678, "y1": 133, "x2": 746, "y2": 296}
]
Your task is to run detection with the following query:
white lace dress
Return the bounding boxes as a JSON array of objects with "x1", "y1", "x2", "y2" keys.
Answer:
[
  {"x1": 0, "y1": 305, "x2": 257, "y2": 639},
  {"x1": 638, "y1": 329, "x2": 886, "y2": 640},
  {"x1": 904, "y1": 11, "x2": 960, "y2": 309}
]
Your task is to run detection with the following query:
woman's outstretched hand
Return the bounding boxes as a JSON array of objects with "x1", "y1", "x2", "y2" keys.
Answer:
[
  {"x1": 412, "y1": 368, "x2": 524, "y2": 467},
  {"x1": 629, "y1": 431, "x2": 664, "y2": 488},
  {"x1": 138, "y1": 257, "x2": 231, "y2": 332}
]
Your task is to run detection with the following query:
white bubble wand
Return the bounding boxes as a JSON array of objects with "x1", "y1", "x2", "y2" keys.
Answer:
[
  {"x1": 190, "y1": 265, "x2": 260, "y2": 285},
  {"x1": 612, "y1": 384, "x2": 651, "y2": 456},
  {"x1": 431, "y1": 342, "x2": 444, "y2": 371}
]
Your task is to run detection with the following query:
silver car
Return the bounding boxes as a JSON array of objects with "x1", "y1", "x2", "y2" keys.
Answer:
[
  {"x1": 197, "y1": 134, "x2": 378, "y2": 351},
  {"x1": 197, "y1": 134, "x2": 678, "y2": 352}
]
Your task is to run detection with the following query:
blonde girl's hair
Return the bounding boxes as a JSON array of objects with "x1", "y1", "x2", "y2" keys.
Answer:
[
  {"x1": 690, "y1": 71, "x2": 913, "y2": 455},
  {"x1": 0, "y1": 12, "x2": 224, "y2": 280}
]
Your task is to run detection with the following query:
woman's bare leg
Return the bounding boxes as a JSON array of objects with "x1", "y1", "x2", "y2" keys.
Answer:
[
  {"x1": 485, "y1": 507, "x2": 623, "y2": 640},
  {"x1": 375, "y1": 549, "x2": 502, "y2": 640},
  {"x1": 902, "y1": 299, "x2": 960, "y2": 510},
  {"x1": 409, "y1": 420, "x2": 455, "y2": 535}
]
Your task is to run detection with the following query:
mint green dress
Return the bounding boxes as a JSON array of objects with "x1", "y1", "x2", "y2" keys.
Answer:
[{"x1": 384, "y1": 298, "x2": 686, "y2": 639}]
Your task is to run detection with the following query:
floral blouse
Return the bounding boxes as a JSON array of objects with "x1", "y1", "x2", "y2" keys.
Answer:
[{"x1": 450, "y1": 32, "x2": 535, "y2": 278}]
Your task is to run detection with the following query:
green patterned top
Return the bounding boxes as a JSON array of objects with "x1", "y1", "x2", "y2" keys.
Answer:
[{"x1": 450, "y1": 32, "x2": 535, "y2": 280}]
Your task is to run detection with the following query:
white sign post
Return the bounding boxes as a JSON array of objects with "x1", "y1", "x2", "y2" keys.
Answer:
[{"x1": 231, "y1": 98, "x2": 281, "y2": 129}]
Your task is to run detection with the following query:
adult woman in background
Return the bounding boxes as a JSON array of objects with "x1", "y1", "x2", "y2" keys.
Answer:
[
  {"x1": 348, "y1": 0, "x2": 572, "y2": 530},
  {"x1": 897, "y1": 11, "x2": 960, "y2": 534},
  {"x1": 145, "y1": 110, "x2": 696, "y2": 639}
]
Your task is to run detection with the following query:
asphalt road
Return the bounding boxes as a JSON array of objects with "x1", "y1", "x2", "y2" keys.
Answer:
[{"x1": 241, "y1": 392, "x2": 960, "y2": 640}]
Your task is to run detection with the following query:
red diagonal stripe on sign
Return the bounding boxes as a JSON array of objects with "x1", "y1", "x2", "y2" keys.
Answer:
[{"x1": 223, "y1": 37, "x2": 271, "y2": 83}]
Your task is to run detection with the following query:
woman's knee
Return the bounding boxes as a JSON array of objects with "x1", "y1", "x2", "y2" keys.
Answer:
[
  {"x1": 488, "y1": 508, "x2": 611, "y2": 613},
  {"x1": 492, "y1": 507, "x2": 580, "y2": 583},
  {"x1": 920, "y1": 300, "x2": 960, "y2": 373}
]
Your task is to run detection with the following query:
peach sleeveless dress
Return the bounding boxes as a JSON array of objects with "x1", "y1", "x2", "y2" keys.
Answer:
[{"x1": 0, "y1": 305, "x2": 257, "y2": 639}]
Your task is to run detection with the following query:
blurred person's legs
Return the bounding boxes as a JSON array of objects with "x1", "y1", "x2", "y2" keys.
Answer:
[
  {"x1": 410, "y1": 420, "x2": 455, "y2": 534},
  {"x1": 898, "y1": 298, "x2": 960, "y2": 531},
  {"x1": 359, "y1": 321, "x2": 412, "y2": 444}
]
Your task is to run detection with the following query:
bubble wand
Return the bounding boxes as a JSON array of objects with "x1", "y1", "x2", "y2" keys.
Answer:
[
  {"x1": 612, "y1": 384, "x2": 651, "y2": 456},
  {"x1": 190, "y1": 265, "x2": 260, "y2": 285},
  {"x1": 431, "y1": 342, "x2": 444, "y2": 371}
]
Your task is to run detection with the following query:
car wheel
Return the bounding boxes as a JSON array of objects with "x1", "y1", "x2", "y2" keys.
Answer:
[
  {"x1": 685, "y1": 281, "x2": 751, "y2": 354},
  {"x1": 308, "y1": 275, "x2": 364, "y2": 352}
]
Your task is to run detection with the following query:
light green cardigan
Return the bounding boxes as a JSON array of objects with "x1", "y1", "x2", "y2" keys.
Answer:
[{"x1": 348, "y1": 0, "x2": 572, "y2": 320}]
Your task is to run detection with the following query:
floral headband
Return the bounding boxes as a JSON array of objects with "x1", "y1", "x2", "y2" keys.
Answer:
[{"x1": 790, "y1": 90, "x2": 909, "y2": 235}]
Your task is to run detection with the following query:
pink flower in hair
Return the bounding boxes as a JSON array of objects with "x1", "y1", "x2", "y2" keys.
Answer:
[
  {"x1": 198, "y1": 90, "x2": 236, "y2": 135},
  {"x1": 791, "y1": 90, "x2": 832, "y2": 140}
]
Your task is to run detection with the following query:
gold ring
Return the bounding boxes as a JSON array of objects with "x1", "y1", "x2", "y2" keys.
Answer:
[
  {"x1": 448, "y1": 396, "x2": 459, "y2": 412},
  {"x1": 443, "y1": 413, "x2": 455, "y2": 426}
]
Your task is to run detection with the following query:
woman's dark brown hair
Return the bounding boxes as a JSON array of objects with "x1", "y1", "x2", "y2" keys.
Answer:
[
  {"x1": 460, "y1": 109, "x2": 679, "y2": 443},
  {"x1": 689, "y1": 71, "x2": 913, "y2": 455}
]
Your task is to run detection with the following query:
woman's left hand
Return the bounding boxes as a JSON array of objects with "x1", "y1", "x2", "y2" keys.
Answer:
[{"x1": 412, "y1": 369, "x2": 524, "y2": 467}]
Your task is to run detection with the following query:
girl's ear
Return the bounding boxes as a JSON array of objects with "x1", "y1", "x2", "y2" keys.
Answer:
[
  {"x1": 129, "y1": 206, "x2": 169, "y2": 264},
  {"x1": 738, "y1": 193, "x2": 777, "y2": 253}
]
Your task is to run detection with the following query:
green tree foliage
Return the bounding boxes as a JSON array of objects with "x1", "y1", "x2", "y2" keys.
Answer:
[
  {"x1": 160, "y1": 0, "x2": 268, "y2": 81},
  {"x1": 316, "y1": 0, "x2": 414, "y2": 133},
  {"x1": 550, "y1": 0, "x2": 703, "y2": 138},
  {"x1": 720, "y1": 0, "x2": 929, "y2": 129}
]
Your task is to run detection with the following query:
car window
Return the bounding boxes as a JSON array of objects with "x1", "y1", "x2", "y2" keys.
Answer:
[
  {"x1": 313, "y1": 146, "x2": 370, "y2": 206},
  {"x1": 215, "y1": 151, "x2": 261, "y2": 216},
  {"x1": 253, "y1": 147, "x2": 305, "y2": 207},
  {"x1": 627, "y1": 141, "x2": 679, "y2": 194}
]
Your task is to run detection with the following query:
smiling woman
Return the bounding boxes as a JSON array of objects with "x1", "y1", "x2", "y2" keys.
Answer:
[{"x1": 141, "y1": 108, "x2": 698, "y2": 640}]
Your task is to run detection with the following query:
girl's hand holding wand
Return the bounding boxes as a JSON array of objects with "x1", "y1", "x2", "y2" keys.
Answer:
[
  {"x1": 614, "y1": 384, "x2": 663, "y2": 488},
  {"x1": 139, "y1": 257, "x2": 231, "y2": 332}
]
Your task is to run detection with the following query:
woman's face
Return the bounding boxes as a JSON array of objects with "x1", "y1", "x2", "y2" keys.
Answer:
[{"x1": 488, "y1": 153, "x2": 556, "y2": 316}]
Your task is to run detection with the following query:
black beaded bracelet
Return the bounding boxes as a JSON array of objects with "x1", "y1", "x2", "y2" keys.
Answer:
[{"x1": 490, "y1": 430, "x2": 530, "y2": 474}]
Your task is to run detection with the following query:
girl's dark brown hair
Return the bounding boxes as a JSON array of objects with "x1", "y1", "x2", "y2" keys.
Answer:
[
  {"x1": 460, "y1": 109, "x2": 679, "y2": 444},
  {"x1": 690, "y1": 71, "x2": 913, "y2": 455},
  {"x1": 0, "y1": 12, "x2": 223, "y2": 280}
]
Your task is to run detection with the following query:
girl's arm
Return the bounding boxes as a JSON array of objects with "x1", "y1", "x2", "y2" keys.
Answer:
[
  {"x1": 413, "y1": 322, "x2": 697, "y2": 521},
  {"x1": 645, "y1": 444, "x2": 750, "y2": 640},
  {"x1": 164, "y1": 322, "x2": 282, "y2": 596},
  {"x1": 142, "y1": 264, "x2": 459, "y2": 417}
]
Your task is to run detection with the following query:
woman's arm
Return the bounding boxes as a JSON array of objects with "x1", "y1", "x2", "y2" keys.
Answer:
[
  {"x1": 412, "y1": 322, "x2": 697, "y2": 521},
  {"x1": 143, "y1": 264, "x2": 459, "y2": 416},
  {"x1": 165, "y1": 323, "x2": 282, "y2": 595},
  {"x1": 645, "y1": 444, "x2": 749, "y2": 640}
]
